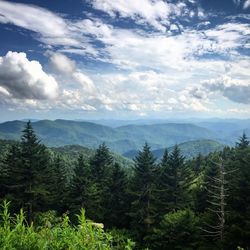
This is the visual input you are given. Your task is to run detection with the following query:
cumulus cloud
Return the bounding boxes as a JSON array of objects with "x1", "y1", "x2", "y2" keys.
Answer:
[
  {"x1": 0, "y1": 1, "x2": 249, "y2": 117},
  {"x1": 0, "y1": 51, "x2": 58, "y2": 99},
  {"x1": 243, "y1": 0, "x2": 250, "y2": 8},
  {"x1": 189, "y1": 87, "x2": 207, "y2": 99},
  {"x1": 72, "y1": 72, "x2": 96, "y2": 93},
  {"x1": 66, "y1": 18, "x2": 249, "y2": 74},
  {"x1": 202, "y1": 77, "x2": 250, "y2": 104},
  {"x1": 49, "y1": 53, "x2": 96, "y2": 94},
  {"x1": 50, "y1": 53, "x2": 76, "y2": 75},
  {"x1": 89, "y1": 70, "x2": 210, "y2": 115}
]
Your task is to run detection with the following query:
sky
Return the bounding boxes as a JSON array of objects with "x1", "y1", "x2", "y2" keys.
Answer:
[{"x1": 0, "y1": 0, "x2": 250, "y2": 121}]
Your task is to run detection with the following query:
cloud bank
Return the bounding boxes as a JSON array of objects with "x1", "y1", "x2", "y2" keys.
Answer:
[{"x1": 0, "y1": 51, "x2": 58, "y2": 100}]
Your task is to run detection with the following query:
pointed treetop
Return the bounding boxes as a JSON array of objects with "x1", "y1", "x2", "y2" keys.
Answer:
[
  {"x1": 161, "y1": 148, "x2": 169, "y2": 166},
  {"x1": 236, "y1": 132, "x2": 249, "y2": 149}
]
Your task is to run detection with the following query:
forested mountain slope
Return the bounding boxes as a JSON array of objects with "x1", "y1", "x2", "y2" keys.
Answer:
[
  {"x1": 0, "y1": 119, "x2": 224, "y2": 154},
  {"x1": 123, "y1": 139, "x2": 225, "y2": 159},
  {"x1": 1, "y1": 122, "x2": 250, "y2": 250}
]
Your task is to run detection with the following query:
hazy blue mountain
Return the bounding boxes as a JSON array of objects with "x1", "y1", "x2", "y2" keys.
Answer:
[
  {"x1": 0, "y1": 139, "x2": 133, "y2": 169},
  {"x1": 52, "y1": 144, "x2": 134, "y2": 169},
  {"x1": 123, "y1": 139, "x2": 225, "y2": 160},
  {"x1": 0, "y1": 119, "x2": 248, "y2": 154}
]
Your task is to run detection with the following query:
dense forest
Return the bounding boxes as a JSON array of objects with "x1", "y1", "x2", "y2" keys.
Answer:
[{"x1": 0, "y1": 121, "x2": 250, "y2": 249}]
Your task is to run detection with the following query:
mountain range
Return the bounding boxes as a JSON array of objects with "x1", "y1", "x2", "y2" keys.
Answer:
[{"x1": 0, "y1": 119, "x2": 249, "y2": 157}]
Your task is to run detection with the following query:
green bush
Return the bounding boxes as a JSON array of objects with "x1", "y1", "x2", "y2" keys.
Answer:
[
  {"x1": 147, "y1": 209, "x2": 200, "y2": 250},
  {"x1": 0, "y1": 201, "x2": 134, "y2": 250}
]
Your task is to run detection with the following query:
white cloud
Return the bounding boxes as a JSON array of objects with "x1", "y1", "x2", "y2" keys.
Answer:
[
  {"x1": 0, "y1": 1, "x2": 249, "y2": 117},
  {"x1": 243, "y1": 0, "x2": 250, "y2": 8},
  {"x1": 0, "y1": 1, "x2": 66, "y2": 37},
  {"x1": 50, "y1": 53, "x2": 76, "y2": 75},
  {"x1": 49, "y1": 53, "x2": 97, "y2": 93},
  {"x1": 0, "y1": 86, "x2": 10, "y2": 96},
  {"x1": 0, "y1": 0, "x2": 94, "y2": 55},
  {"x1": 90, "y1": 0, "x2": 203, "y2": 32},
  {"x1": 202, "y1": 76, "x2": 250, "y2": 104},
  {"x1": 68, "y1": 19, "x2": 249, "y2": 75},
  {"x1": 0, "y1": 51, "x2": 58, "y2": 100},
  {"x1": 72, "y1": 72, "x2": 96, "y2": 93}
]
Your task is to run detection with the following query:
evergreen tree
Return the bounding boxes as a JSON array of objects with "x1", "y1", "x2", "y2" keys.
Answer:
[
  {"x1": 88, "y1": 143, "x2": 114, "y2": 222},
  {"x1": 0, "y1": 143, "x2": 22, "y2": 206},
  {"x1": 161, "y1": 148, "x2": 169, "y2": 167},
  {"x1": 148, "y1": 209, "x2": 200, "y2": 250},
  {"x1": 129, "y1": 143, "x2": 158, "y2": 243},
  {"x1": 90, "y1": 143, "x2": 113, "y2": 182},
  {"x1": 24, "y1": 122, "x2": 51, "y2": 221},
  {"x1": 6, "y1": 121, "x2": 50, "y2": 223},
  {"x1": 69, "y1": 154, "x2": 90, "y2": 217},
  {"x1": 104, "y1": 163, "x2": 129, "y2": 228},
  {"x1": 166, "y1": 145, "x2": 190, "y2": 210},
  {"x1": 155, "y1": 148, "x2": 172, "y2": 219},
  {"x1": 50, "y1": 154, "x2": 68, "y2": 213},
  {"x1": 236, "y1": 132, "x2": 249, "y2": 149},
  {"x1": 225, "y1": 146, "x2": 250, "y2": 249}
]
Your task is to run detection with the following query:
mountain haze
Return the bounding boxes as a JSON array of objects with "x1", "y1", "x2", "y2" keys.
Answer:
[{"x1": 0, "y1": 119, "x2": 248, "y2": 155}]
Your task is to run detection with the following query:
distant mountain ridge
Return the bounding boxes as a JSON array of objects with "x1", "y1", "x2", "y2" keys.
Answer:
[
  {"x1": 123, "y1": 139, "x2": 225, "y2": 160},
  {"x1": 0, "y1": 119, "x2": 248, "y2": 154}
]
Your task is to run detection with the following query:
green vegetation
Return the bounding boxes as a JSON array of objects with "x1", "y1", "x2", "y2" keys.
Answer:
[
  {"x1": 0, "y1": 119, "x2": 229, "y2": 154},
  {"x1": 0, "y1": 201, "x2": 134, "y2": 250},
  {"x1": 1, "y1": 121, "x2": 250, "y2": 249},
  {"x1": 153, "y1": 139, "x2": 225, "y2": 159}
]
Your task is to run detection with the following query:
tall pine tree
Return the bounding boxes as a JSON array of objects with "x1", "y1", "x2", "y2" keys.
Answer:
[
  {"x1": 129, "y1": 143, "x2": 158, "y2": 243},
  {"x1": 8, "y1": 121, "x2": 52, "y2": 223}
]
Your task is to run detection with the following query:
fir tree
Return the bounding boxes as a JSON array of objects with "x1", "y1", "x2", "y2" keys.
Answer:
[
  {"x1": 129, "y1": 143, "x2": 158, "y2": 243},
  {"x1": 88, "y1": 143, "x2": 113, "y2": 222},
  {"x1": 166, "y1": 145, "x2": 189, "y2": 210},
  {"x1": 69, "y1": 154, "x2": 90, "y2": 217},
  {"x1": 17, "y1": 121, "x2": 51, "y2": 223},
  {"x1": 104, "y1": 163, "x2": 129, "y2": 228},
  {"x1": 50, "y1": 154, "x2": 68, "y2": 213},
  {"x1": 1, "y1": 143, "x2": 22, "y2": 206},
  {"x1": 236, "y1": 132, "x2": 249, "y2": 149},
  {"x1": 155, "y1": 148, "x2": 172, "y2": 219}
]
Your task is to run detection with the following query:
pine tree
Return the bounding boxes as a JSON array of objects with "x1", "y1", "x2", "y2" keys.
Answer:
[
  {"x1": 25, "y1": 122, "x2": 51, "y2": 221},
  {"x1": 129, "y1": 143, "x2": 158, "y2": 243},
  {"x1": 90, "y1": 143, "x2": 113, "y2": 182},
  {"x1": 50, "y1": 154, "x2": 68, "y2": 213},
  {"x1": 236, "y1": 132, "x2": 249, "y2": 149},
  {"x1": 155, "y1": 148, "x2": 172, "y2": 219},
  {"x1": 88, "y1": 143, "x2": 114, "y2": 222},
  {"x1": 14, "y1": 121, "x2": 51, "y2": 223},
  {"x1": 104, "y1": 163, "x2": 129, "y2": 228},
  {"x1": 69, "y1": 154, "x2": 90, "y2": 216},
  {"x1": 161, "y1": 148, "x2": 169, "y2": 167},
  {"x1": 225, "y1": 146, "x2": 250, "y2": 249},
  {"x1": 1, "y1": 143, "x2": 22, "y2": 205},
  {"x1": 166, "y1": 145, "x2": 189, "y2": 210}
]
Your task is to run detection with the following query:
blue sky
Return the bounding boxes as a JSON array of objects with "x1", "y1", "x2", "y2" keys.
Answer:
[{"x1": 0, "y1": 0, "x2": 249, "y2": 121}]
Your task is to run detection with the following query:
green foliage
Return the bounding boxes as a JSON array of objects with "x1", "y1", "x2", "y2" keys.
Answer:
[
  {"x1": 151, "y1": 139, "x2": 225, "y2": 160},
  {"x1": 129, "y1": 143, "x2": 158, "y2": 244},
  {"x1": 236, "y1": 132, "x2": 249, "y2": 149},
  {"x1": 104, "y1": 163, "x2": 130, "y2": 228},
  {"x1": 0, "y1": 119, "x2": 226, "y2": 155},
  {"x1": 1, "y1": 122, "x2": 250, "y2": 249},
  {"x1": 148, "y1": 209, "x2": 200, "y2": 250},
  {"x1": 0, "y1": 201, "x2": 134, "y2": 250}
]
